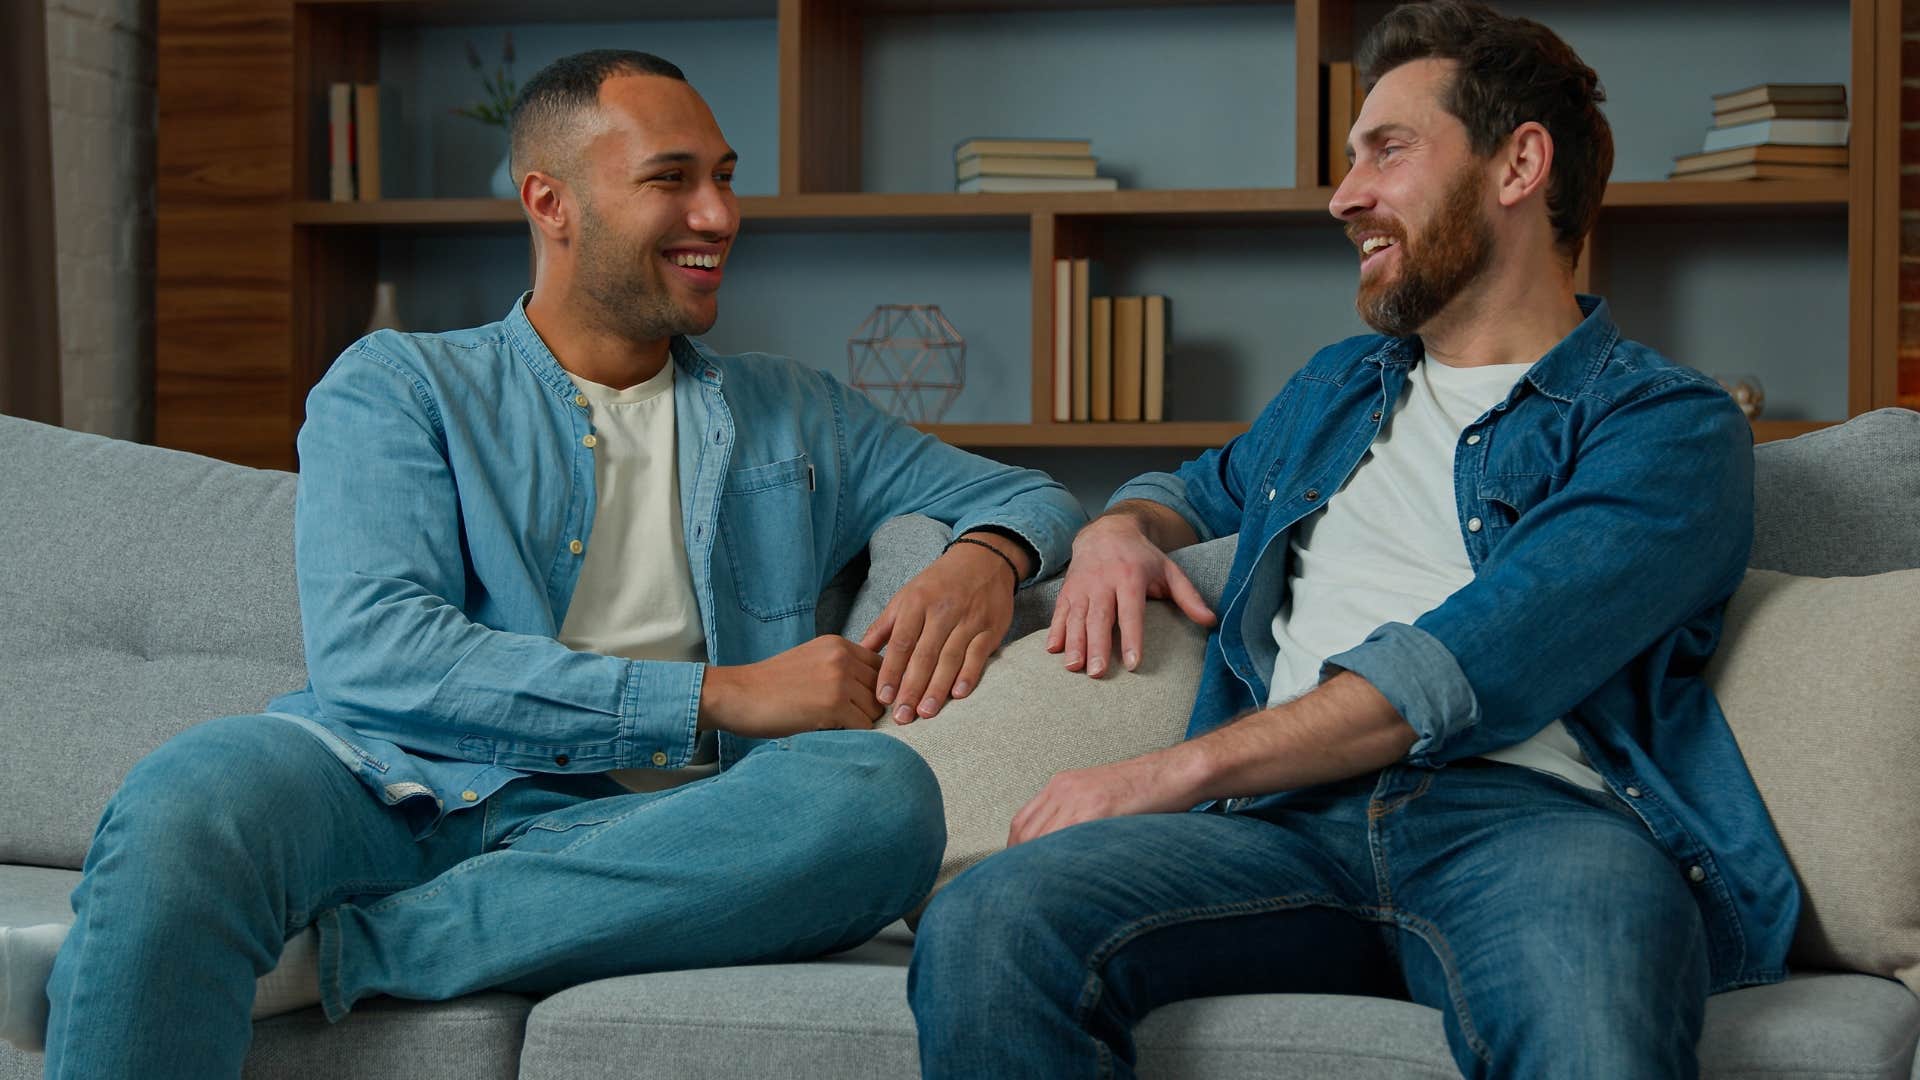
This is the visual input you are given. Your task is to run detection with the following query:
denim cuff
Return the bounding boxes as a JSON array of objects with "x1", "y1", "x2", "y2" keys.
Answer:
[
  {"x1": 621, "y1": 658, "x2": 705, "y2": 769},
  {"x1": 949, "y1": 511, "x2": 1068, "y2": 584},
  {"x1": 1108, "y1": 473, "x2": 1218, "y2": 543},
  {"x1": 1323, "y1": 621, "x2": 1480, "y2": 765}
]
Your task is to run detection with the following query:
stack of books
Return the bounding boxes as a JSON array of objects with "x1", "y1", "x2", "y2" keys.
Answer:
[
  {"x1": 1669, "y1": 83, "x2": 1848, "y2": 182},
  {"x1": 955, "y1": 138, "x2": 1119, "y2": 194},
  {"x1": 1051, "y1": 258, "x2": 1168, "y2": 423}
]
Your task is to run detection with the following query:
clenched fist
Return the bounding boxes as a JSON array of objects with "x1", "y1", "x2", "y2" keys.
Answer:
[{"x1": 697, "y1": 635, "x2": 886, "y2": 738}]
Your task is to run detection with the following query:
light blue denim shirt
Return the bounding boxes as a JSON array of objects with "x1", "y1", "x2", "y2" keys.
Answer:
[
  {"x1": 1111, "y1": 297, "x2": 1798, "y2": 994},
  {"x1": 267, "y1": 295, "x2": 1085, "y2": 837}
]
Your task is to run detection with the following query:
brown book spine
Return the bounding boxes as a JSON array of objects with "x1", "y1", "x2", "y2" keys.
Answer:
[
  {"x1": 354, "y1": 84, "x2": 381, "y2": 201},
  {"x1": 1090, "y1": 297, "x2": 1113, "y2": 422},
  {"x1": 1112, "y1": 296, "x2": 1145, "y2": 422},
  {"x1": 1143, "y1": 295, "x2": 1167, "y2": 423}
]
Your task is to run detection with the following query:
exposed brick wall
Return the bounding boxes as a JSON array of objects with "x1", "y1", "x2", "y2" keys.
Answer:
[
  {"x1": 45, "y1": 0, "x2": 155, "y2": 441},
  {"x1": 1904, "y1": 1, "x2": 1920, "y2": 405}
]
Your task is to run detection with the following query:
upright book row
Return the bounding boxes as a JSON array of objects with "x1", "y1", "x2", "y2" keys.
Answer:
[
  {"x1": 326, "y1": 83, "x2": 387, "y2": 201},
  {"x1": 1051, "y1": 259, "x2": 1169, "y2": 423}
]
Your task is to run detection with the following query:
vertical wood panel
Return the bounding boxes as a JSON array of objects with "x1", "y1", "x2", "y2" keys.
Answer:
[
  {"x1": 1296, "y1": 0, "x2": 1353, "y2": 189},
  {"x1": 1848, "y1": 0, "x2": 1878, "y2": 416},
  {"x1": 780, "y1": 0, "x2": 861, "y2": 194},
  {"x1": 156, "y1": 0, "x2": 295, "y2": 469},
  {"x1": 1872, "y1": 0, "x2": 1902, "y2": 408}
]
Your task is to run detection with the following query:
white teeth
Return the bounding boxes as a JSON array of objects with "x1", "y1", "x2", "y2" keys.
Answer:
[
  {"x1": 670, "y1": 253, "x2": 719, "y2": 269},
  {"x1": 1362, "y1": 237, "x2": 1397, "y2": 256}
]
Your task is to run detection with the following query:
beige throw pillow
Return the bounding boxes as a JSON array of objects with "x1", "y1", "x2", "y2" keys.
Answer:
[
  {"x1": 1705, "y1": 567, "x2": 1920, "y2": 991},
  {"x1": 879, "y1": 602, "x2": 1210, "y2": 912}
]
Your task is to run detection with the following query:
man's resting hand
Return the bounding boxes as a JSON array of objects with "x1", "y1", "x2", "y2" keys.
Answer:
[{"x1": 698, "y1": 636, "x2": 886, "y2": 738}]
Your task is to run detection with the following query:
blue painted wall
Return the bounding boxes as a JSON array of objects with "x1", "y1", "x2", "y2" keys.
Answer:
[{"x1": 365, "y1": 2, "x2": 1856, "y2": 514}]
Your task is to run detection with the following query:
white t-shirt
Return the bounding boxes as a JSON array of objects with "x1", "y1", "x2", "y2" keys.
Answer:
[
  {"x1": 556, "y1": 362, "x2": 717, "y2": 792},
  {"x1": 1267, "y1": 354, "x2": 1604, "y2": 791}
]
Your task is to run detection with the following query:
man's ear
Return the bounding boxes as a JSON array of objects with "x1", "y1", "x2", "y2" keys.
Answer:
[
  {"x1": 1496, "y1": 121, "x2": 1554, "y2": 209},
  {"x1": 522, "y1": 170, "x2": 572, "y2": 243}
]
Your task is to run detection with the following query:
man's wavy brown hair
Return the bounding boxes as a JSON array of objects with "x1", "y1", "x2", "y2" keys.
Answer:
[{"x1": 1358, "y1": 0, "x2": 1613, "y2": 268}]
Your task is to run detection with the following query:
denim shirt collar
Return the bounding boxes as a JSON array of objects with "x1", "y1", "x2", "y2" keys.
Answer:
[
  {"x1": 502, "y1": 292, "x2": 723, "y2": 396},
  {"x1": 1365, "y1": 294, "x2": 1619, "y2": 407}
]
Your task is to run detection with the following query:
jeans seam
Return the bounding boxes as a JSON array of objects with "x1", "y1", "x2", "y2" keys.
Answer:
[
  {"x1": 360, "y1": 783, "x2": 716, "y2": 915},
  {"x1": 1069, "y1": 893, "x2": 1394, "y2": 1034},
  {"x1": 1393, "y1": 909, "x2": 1493, "y2": 1066}
]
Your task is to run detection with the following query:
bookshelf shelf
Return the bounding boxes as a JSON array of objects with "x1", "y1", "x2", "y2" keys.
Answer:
[
  {"x1": 158, "y1": 0, "x2": 1898, "y2": 470},
  {"x1": 290, "y1": 181, "x2": 1852, "y2": 229}
]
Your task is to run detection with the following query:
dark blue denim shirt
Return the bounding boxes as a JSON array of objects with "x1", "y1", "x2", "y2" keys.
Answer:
[{"x1": 1109, "y1": 296, "x2": 1798, "y2": 993}]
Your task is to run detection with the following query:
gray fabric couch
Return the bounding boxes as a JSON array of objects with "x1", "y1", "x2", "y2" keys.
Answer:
[{"x1": 3, "y1": 409, "x2": 1918, "y2": 1079}]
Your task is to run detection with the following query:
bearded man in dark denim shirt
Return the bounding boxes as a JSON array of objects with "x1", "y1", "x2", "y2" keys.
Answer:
[{"x1": 911, "y1": 4, "x2": 1795, "y2": 1078}]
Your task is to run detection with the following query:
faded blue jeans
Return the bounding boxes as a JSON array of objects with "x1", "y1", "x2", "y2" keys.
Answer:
[
  {"x1": 44, "y1": 715, "x2": 943, "y2": 1079},
  {"x1": 909, "y1": 761, "x2": 1709, "y2": 1079}
]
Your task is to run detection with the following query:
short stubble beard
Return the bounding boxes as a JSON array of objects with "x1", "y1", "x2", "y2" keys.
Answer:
[{"x1": 574, "y1": 193, "x2": 718, "y2": 345}]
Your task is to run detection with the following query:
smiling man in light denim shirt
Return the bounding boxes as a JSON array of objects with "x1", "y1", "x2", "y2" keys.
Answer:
[
  {"x1": 911, "y1": 4, "x2": 1798, "y2": 1078},
  {"x1": 0, "y1": 50, "x2": 1084, "y2": 1076}
]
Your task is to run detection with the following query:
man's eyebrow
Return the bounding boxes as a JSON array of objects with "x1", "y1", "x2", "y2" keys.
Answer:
[
  {"x1": 637, "y1": 149, "x2": 740, "y2": 168},
  {"x1": 1345, "y1": 123, "x2": 1417, "y2": 163}
]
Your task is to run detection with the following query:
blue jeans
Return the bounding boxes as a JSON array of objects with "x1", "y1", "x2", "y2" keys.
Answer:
[
  {"x1": 43, "y1": 715, "x2": 943, "y2": 1079},
  {"x1": 909, "y1": 762, "x2": 1709, "y2": 1079}
]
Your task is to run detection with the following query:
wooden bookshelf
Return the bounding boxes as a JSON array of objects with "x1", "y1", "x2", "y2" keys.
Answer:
[{"x1": 157, "y1": 0, "x2": 1898, "y2": 470}]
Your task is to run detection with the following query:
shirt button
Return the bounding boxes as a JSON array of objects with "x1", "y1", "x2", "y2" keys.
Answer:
[
  {"x1": 651, "y1": 751, "x2": 669, "y2": 766},
  {"x1": 1304, "y1": 488, "x2": 1320, "y2": 501},
  {"x1": 460, "y1": 790, "x2": 478, "y2": 802},
  {"x1": 1688, "y1": 865, "x2": 1706, "y2": 884},
  {"x1": 1370, "y1": 410, "x2": 1383, "y2": 422},
  {"x1": 1466, "y1": 434, "x2": 1481, "y2": 446},
  {"x1": 1266, "y1": 488, "x2": 1276, "y2": 501},
  {"x1": 1625, "y1": 786, "x2": 1643, "y2": 798},
  {"x1": 554, "y1": 754, "x2": 570, "y2": 767},
  {"x1": 569, "y1": 539, "x2": 584, "y2": 555},
  {"x1": 582, "y1": 434, "x2": 598, "y2": 448},
  {"x1": 1467, "y1": 517, "x2": 1483, "y2": 533},
  {"x1": 573, "y1": 393, "x2": 588, "y2": 407}
]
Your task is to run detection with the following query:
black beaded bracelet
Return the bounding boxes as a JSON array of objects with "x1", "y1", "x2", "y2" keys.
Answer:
[{"x1": 945, "y1": 535, "x2": 1022, "y2": 592}]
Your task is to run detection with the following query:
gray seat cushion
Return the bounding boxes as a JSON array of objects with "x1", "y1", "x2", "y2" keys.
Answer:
[
  {"x1": 0, "y1": 864, "x2": 533, "y2": 1080},
  {"x1": 516, "y1": 917, "x2": 1917, "y2": 1080},
  {"x1": 0, "y1": 416, "x2": 308, "y2": 871}
]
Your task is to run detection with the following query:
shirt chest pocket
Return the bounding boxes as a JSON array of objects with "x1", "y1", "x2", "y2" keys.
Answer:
[
  {"x1": 1475, "y1": 472, "x2": 1562, "y2": 531},
  {"x1": 720, "y1": 453, "x2": 818, "y2": 621}
]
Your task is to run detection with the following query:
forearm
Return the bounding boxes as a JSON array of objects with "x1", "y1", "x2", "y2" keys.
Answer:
[
  {"x1": 1149, "y1": 672, "x2": 1416, "y2": 806},
  {"x1": 1098, "y1": 498, "x2": 1201, "y2": 553}
]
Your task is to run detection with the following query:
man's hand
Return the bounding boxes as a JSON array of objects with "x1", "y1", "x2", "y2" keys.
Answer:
[
  {"x1": 1047, "y1": 513, "x2": 1215, "y2": 678},
  {"x1": 1008, "y1": 751, "x2": 1201, "y2": 846},
  {"x1": 860, "y1": 533, "x2": 1023, "y2": 725},
  {"x1": 698, "y1": 635, "x2": 885, "y2": 738}
]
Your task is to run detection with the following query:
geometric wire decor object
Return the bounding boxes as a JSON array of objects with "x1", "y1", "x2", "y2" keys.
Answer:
[{"x1": 847, "y1": 304, "x2": 967, "y2": 422}]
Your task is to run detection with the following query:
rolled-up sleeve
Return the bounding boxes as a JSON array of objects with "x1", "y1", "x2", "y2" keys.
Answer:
[{"x1": 1326, "y1": 377, "x2": 1752, "y2": 765}]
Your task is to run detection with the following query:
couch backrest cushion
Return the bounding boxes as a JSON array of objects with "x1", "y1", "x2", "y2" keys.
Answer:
[
  {"x1": 1707, "y1": 566, "x2": 1920, "y2": 993},
  {"x1": 1752, "y1": 409, "x2": 1920, "y2": 576},
  {"x1": 0, "y1": 417, "x2": 308, "y2": 869}
]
